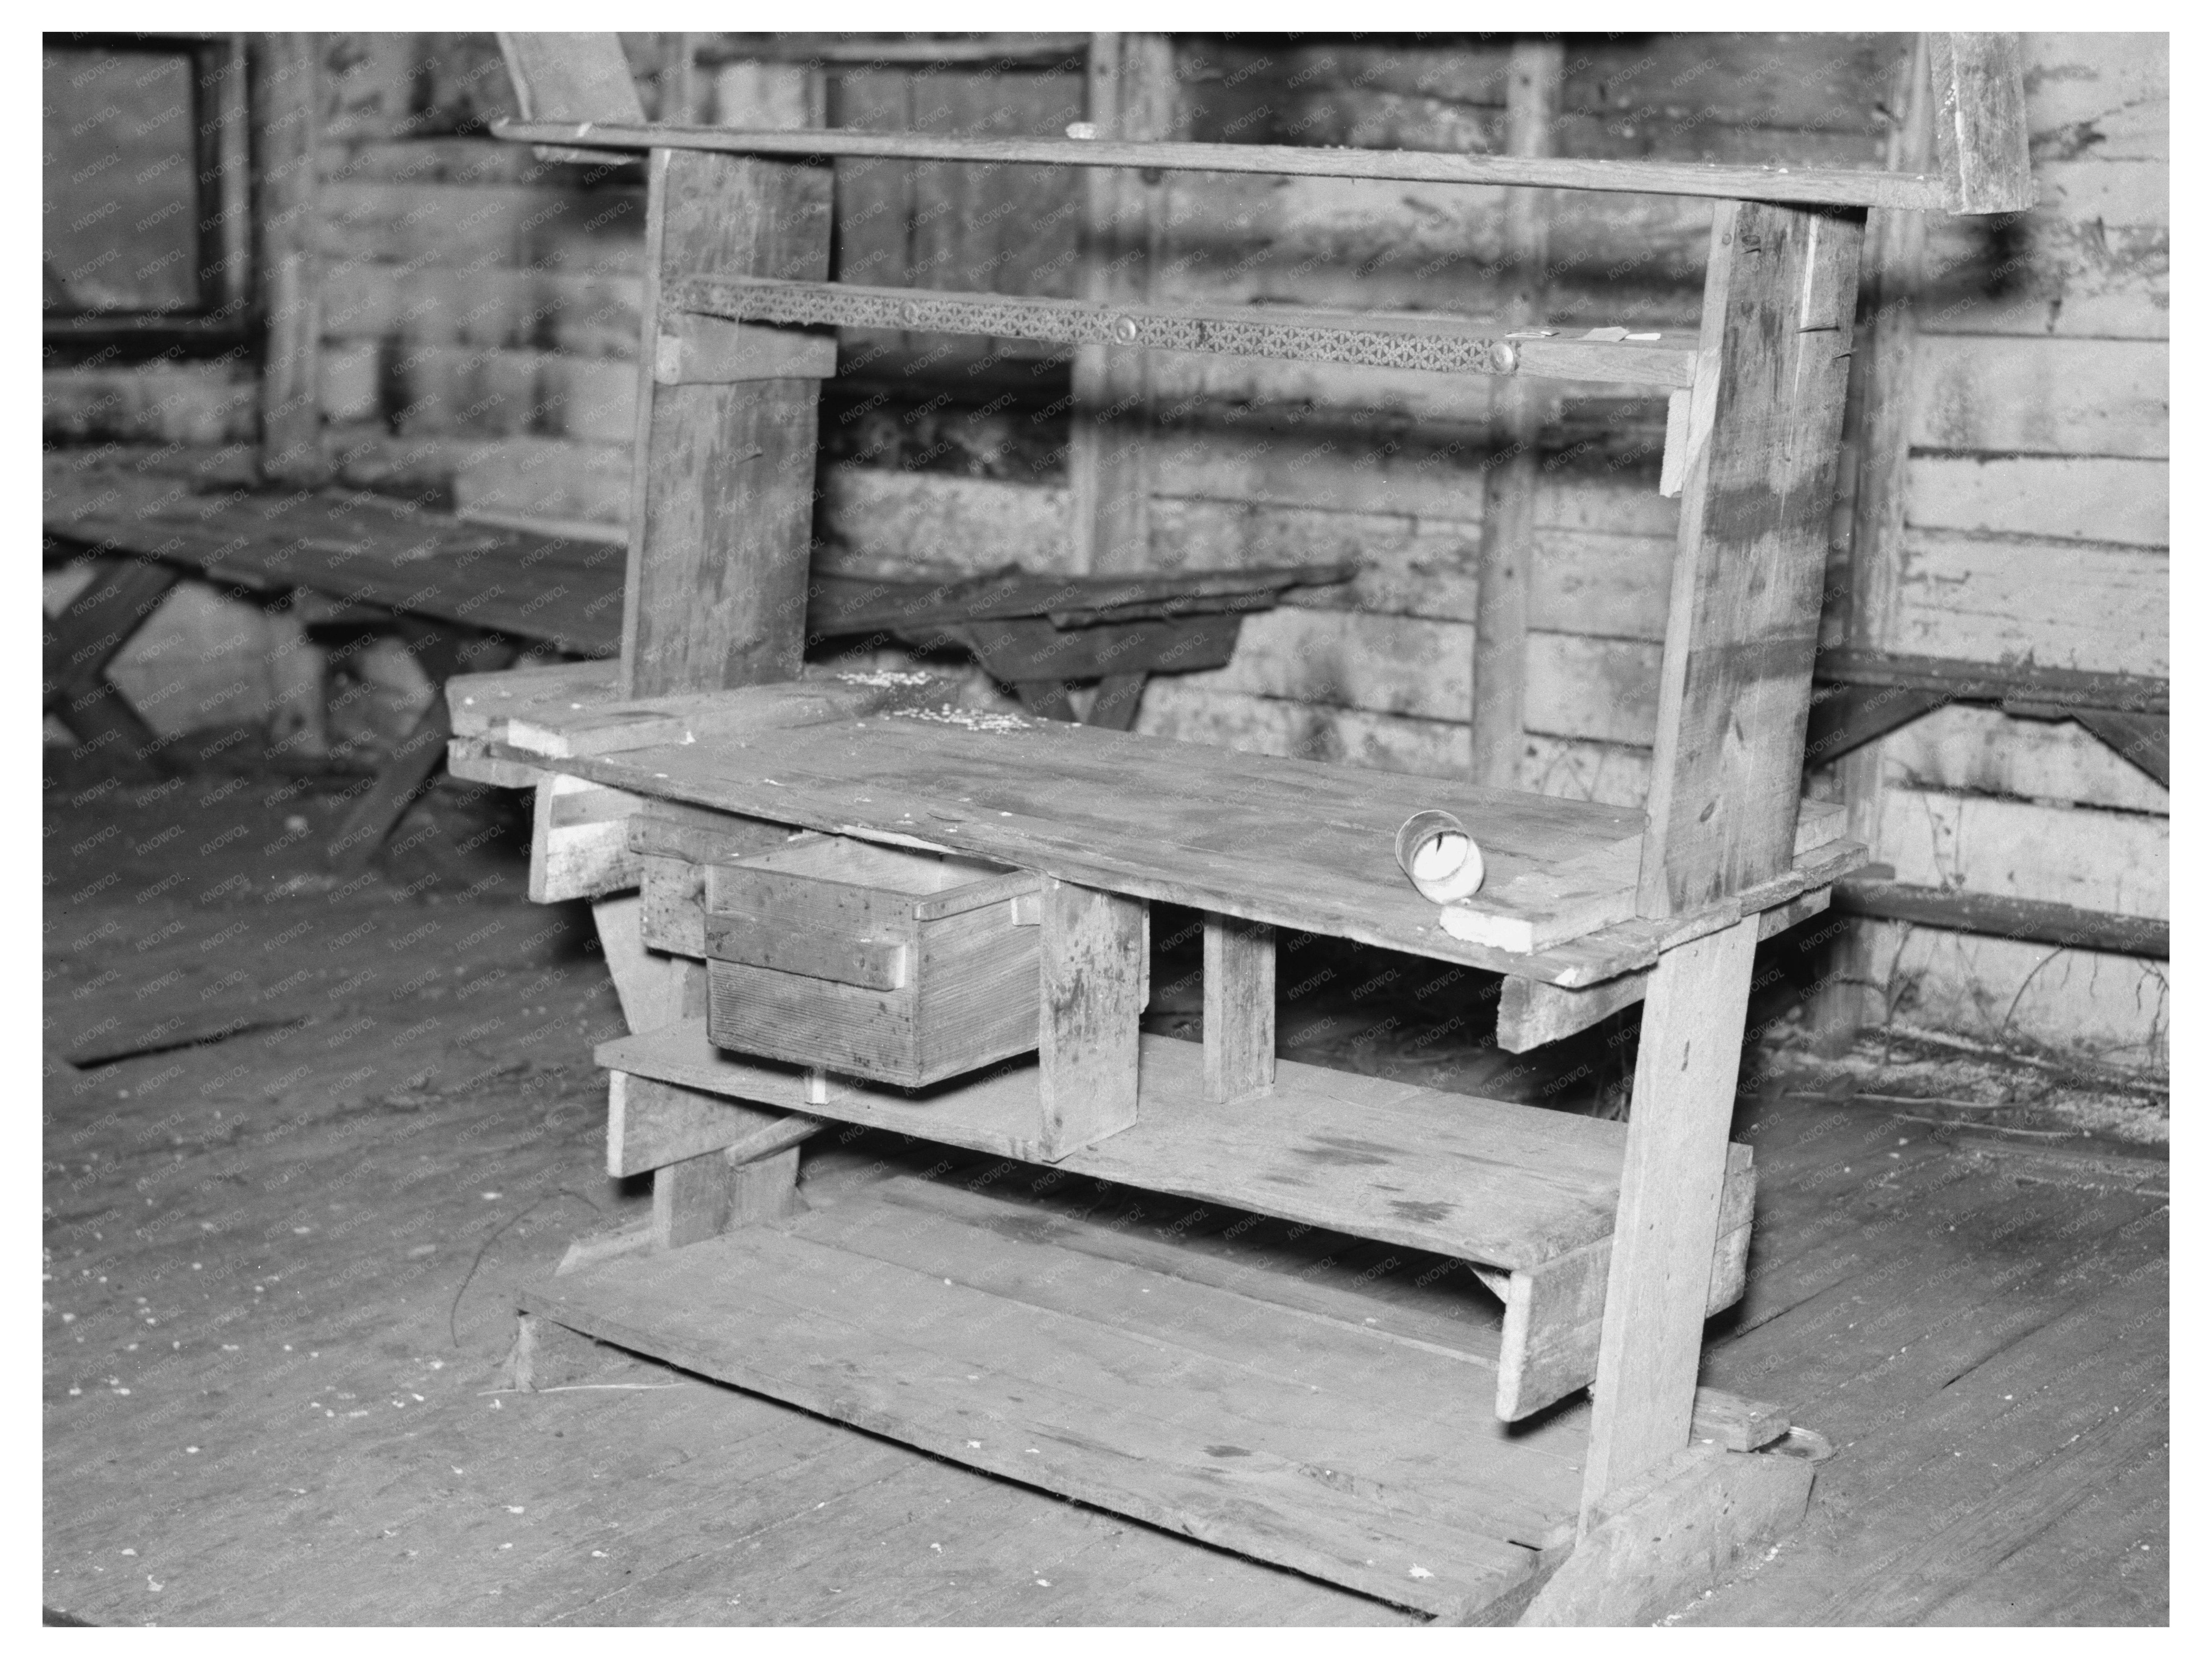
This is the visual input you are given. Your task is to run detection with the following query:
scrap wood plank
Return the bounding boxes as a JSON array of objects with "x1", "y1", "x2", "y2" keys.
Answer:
[
  {"x1": 1639, "y1": 200, "x2": 1865, "y2": 918},
  {"x1": 622, "y1": 147, "x2": 832, "y2": 697},
  {"x1": 495, "y1": 116, "x2": 1954, "y2": 211},
  {"x1": 597, "y1": 1021, "x2": 1757, "y2": 1282},
  {"x1": 524, "y1": 1202, "x2": 1554, "y2": 1618},
  {"x1": 1496, "y1": 886, "x2": 1832, "y2": 1053},
  {"x1": 45, "y1": 486, "x2": 628, "y2": 658}
]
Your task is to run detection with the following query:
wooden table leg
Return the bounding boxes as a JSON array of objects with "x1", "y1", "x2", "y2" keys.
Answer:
[
  {"x1": 1578, "y1": 913, "x2": 1760, "y2": 1528},
  {"x1": 326, "y1": 628, "x2": 513, "y2": 872},
  {"x1": 1203, "y1": 914, "x2": 1275, "y2": 1101},
  {"x1": 1038, "y1": 879, "x2": 1147, "y2": 1159},
  {"x1": 1015, "y1": 679, "x2": 1078, "y2": 721},
  {"x1": 1085, "y1": 671, "x2": 1149, "y2": 730},
  {"x1": 43, "y1": 557, "x2": 183, "y2": 769}
]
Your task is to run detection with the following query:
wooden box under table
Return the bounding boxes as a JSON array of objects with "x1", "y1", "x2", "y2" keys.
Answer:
[{"x1": 702, "y1": 834, "x2": 1044, "y2": 1089}]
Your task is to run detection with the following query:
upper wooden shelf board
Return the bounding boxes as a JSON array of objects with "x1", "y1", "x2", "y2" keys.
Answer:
[
  {"x1": 496, "y1": 118, "x2": 1956, "y2": 212},
  {"x1": 676, "y1": 274, "x2": 1699, "y2": 389},
  {"x1": 462, "y1": 672, "x2": 1864, "y2": 985}
]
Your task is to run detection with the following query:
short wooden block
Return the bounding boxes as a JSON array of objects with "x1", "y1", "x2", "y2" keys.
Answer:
[
  {"x1": 609, "y1": 1070, "x2": 794, "y2": 1178},
  {"x1": 703, "y1": 835, "x2": 1043, "y2": 1088},
  {"x1": 1496, "y1": 886, "x2": 1830, "y2": 1053},
  {"x1": 1038, "y1": 880, "x2": 1147, "y2": 1160},
  {"x1": 529, "y1": 773, "x2": 645, "y2": 902},
  {"x1": 1495, "y1": 1147, "x2": 1753, "y2": 1421},
  {"x1": 654, "y1": 314, "x2": 836, "y2": 384},
  {"x1": 1515, "y1": 1444, "x2": 1816, "y2": 1626},
  {"x1": 652, "y1": 1142, "x2": 803, "y2": 1250},
  {"x1": 1202, "y1": 914, "x2": 1275, "y2": 1102}
]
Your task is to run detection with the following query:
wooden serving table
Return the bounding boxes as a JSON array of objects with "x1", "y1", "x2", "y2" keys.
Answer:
[
  {"x1": 461, "y1": 28, "x2": 2028, "y2": 1626},
  {"x1": 458, "y1": 666, "x2": 1859, "y2": 1621}
]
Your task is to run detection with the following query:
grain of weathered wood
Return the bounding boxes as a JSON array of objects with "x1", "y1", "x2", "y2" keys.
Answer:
[
  {"x1": 1069, "y1": 33, "x2": 1174, "y2": 579},
  {"x1": 1930, "y1": 34, "x2": 2037, "y2": 215},
  {"x1": 1470, "y1": 40, "x2": 1561, "y2": 790},
  {"x1": 527, "y1": 1205, "x2": 1553, "y2": 1619},
  {"x1": 1520, "y1": 1444, "x2": 1813, "y2": 1626},
  {"x1": 497, "y1": 33, "x2": 647, "y2": 124},
  {"x1": 503, "y1": 701, "x2": 1859, "y2": 983},
  {"x1": 1202, "y1": 914, "x2": 1275, "y2": 1103},
  {"x1": 528, "y1": 774, "x2": 644, "y2": 902},
  {"x1": 608, "y1": 1069, "x2": 796, "y2": 1177},
  {"x1": 1579, "y1": 915, "x2": 1760, "y2": 1520},
  {"x1": 590, "y1": 892, "x2": 669, "y2": 1031},
  {"x1": 653, "y1": 313, "x2": 836, "y2": 384},
  {"x1": 1496, "y1": 1162, "x2": 1753, "y2": 1421},
  {"x1": 1038, "y1": 881, "x2": 1147, "y2": 1159},
  {"x1": 600, "y1": 1022, "x2": 1757, "y2": 1280},
  {"x1": 623, "y1": 147, "x2": 831, "y2": 697},
  {"x1": 1638, "y1": 200, "x2": 1866, "y2": 917},
  {"x1": 651, "y1": 1142, "x2": 803, "y2": 1250},
  {"x1": 700, "y1": 838, "x2": 1043, "y2": 1088}
]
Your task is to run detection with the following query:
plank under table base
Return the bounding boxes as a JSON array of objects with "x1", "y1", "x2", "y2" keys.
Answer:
[
  {"x1": 518, "y1": 1175, "x2": 1815, "y2": 1624},
  {"x1": 596, "y1": 1023, "x2": 1755, "y2": 1422}
]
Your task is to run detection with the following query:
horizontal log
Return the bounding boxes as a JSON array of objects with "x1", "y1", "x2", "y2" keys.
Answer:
[
  {"x1": 1833, "y1": 877, "x2": 2166, "y2": 959},
  {"x1": 1850, "y1": 917, "x2": 2168, "y2": 1062},
  {"x1": 697, "y1": 32, "x2": 1092, "y2": 66},
  {"x1": 675, "y1": 274, "x2": 1697, "y2": 389},
  {"x1": 1813, "y1": 648, "x2": 2167, "y2": 713},
  {"x1": 496, "y1": 117, "x2": 1953, "y2": 209}
]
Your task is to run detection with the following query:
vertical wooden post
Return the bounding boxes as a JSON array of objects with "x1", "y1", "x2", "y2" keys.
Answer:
[
  {"x1": 1068, "y1": 33, "x2": 1176, "y2": 578},
  {"x1": 1637, "y1": 200, "x2": 1867, "y2": 917},
  {"x1": 1469, "y1": 40, "x2": 1561, "y2": 789},
  {"x1": 1203, "y1": 915, "x2": 1275, "y2": 1102},
  {"x1": 624, "y1": 149, "x2": 833, "y2": 696},
  {"x1": 1038, "y1": 879, "x2": 1147, "y2": 1158},
  {"x1": 1813, "y1": 38, "x2": 1932, "y2": 1053},
  {"x1": 252, "y1": 33, "x2": 327, "y2": 487},
  {"x1": 1579, "y1": 913, "x2": 1759, "y2": 1522}
]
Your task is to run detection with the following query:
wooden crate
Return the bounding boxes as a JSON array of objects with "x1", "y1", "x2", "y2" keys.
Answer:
[{"x1": 703, "y1": 833, "x2": 1043, "y2": 1087}]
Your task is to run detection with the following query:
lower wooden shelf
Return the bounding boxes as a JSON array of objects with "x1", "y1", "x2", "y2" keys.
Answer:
[
  {"x1": 599, "y1": 1022, "x2": 1753, "y2": 1280},
  {"x1": 523, "y1": 1172, "x2": 1795, "y2": 1622},
  {"x1": 596, "y1": 1023, "x2": 1755, "y2": 1422}
]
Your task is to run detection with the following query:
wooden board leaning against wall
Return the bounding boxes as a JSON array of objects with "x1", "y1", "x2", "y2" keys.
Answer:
[{"x1": 303, "y1": 32, "x2": 2164, "y2": 1069}]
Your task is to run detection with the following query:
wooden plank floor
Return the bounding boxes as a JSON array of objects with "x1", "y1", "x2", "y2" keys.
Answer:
[{"x1": 41, "y1": 754, "x2": 2167, "y2": 1625}]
